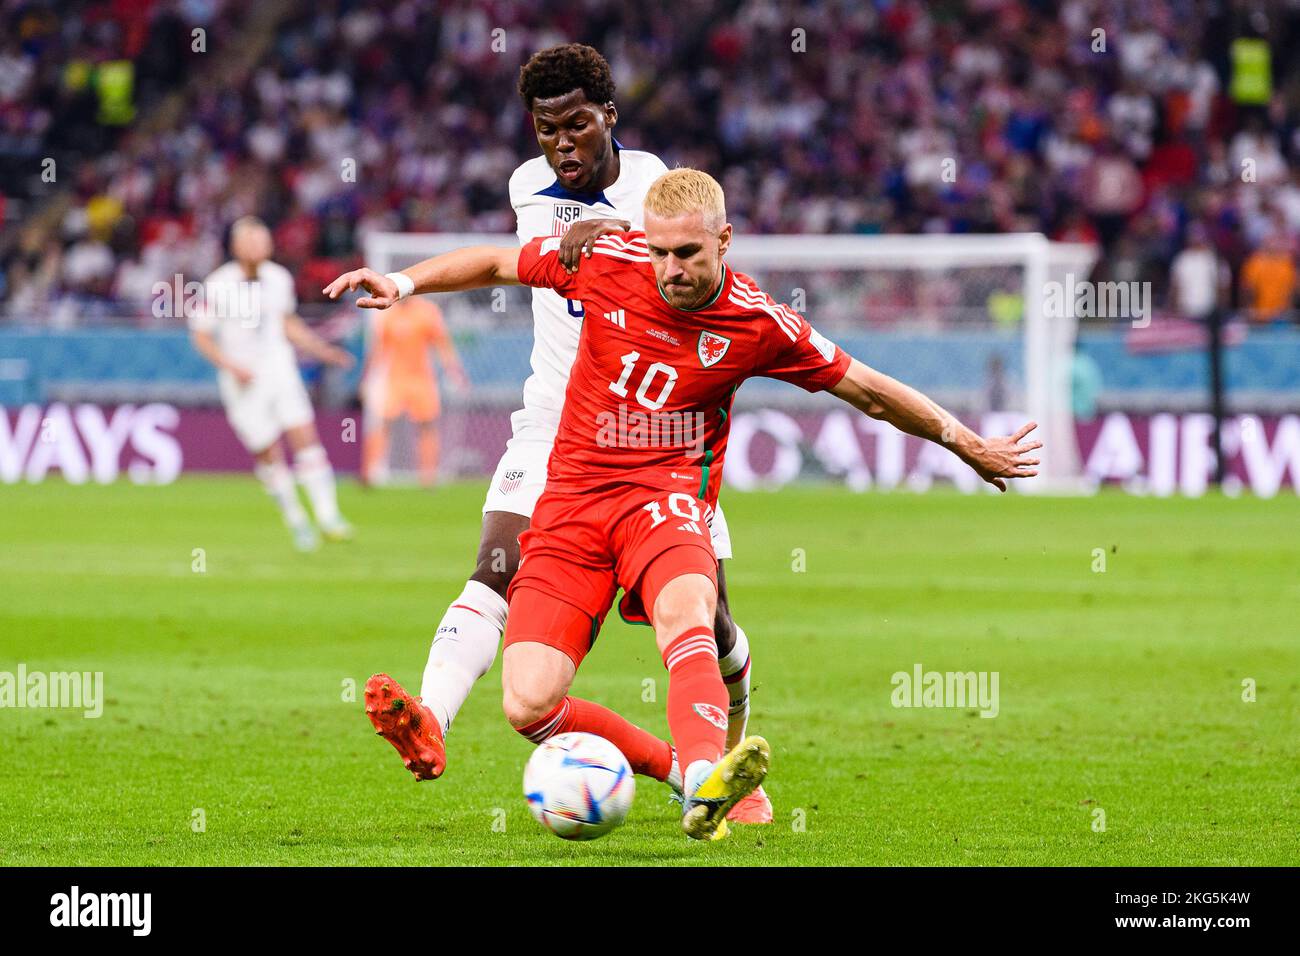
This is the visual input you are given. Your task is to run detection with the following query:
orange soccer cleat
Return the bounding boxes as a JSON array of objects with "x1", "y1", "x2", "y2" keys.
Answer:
[
  {"x1": 364, "y1": 673, "x2": 446, "y2": 780},
  {"x1": 726, "y1": 784, "x2": 773, "y2": 824}
]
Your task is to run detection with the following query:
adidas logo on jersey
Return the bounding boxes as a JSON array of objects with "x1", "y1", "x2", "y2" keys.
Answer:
[
  {"x1": 603, "y1": 309, "x2": 626, "y2": 328},
  {"x1": 677, "y1": 520, "x2": 703, "y2": 535}
]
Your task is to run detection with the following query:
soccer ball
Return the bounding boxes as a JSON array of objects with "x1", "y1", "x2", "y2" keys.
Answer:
[{"x1": 523, "y1": 732, "x2": 636, "y2": 840}]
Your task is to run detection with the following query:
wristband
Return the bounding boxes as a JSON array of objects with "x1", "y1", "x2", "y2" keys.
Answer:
[{"x1": 385, "y1": 272, "x2": 415, "y2": 301}]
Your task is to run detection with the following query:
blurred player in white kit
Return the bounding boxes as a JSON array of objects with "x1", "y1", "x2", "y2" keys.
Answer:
[{"x1": 190, "y1": 216, "x2": 355, "y2": 551}]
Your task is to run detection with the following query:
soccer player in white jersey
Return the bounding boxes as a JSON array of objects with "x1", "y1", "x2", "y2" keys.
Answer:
[
  {"x1": 190, "y1": 216, "x2": 355, "y2": 552},
  {"x1": 332, "y1": 45, "x2": 771, "y2": 824}
]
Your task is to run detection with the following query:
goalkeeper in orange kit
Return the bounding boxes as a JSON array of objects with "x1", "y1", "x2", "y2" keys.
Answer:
[{"x1": 362, "y1": 296, "x2": 468, "y2": 486}]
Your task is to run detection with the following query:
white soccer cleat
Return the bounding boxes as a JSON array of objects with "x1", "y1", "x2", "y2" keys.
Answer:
[{"x1": 290, "y1": 522, "x2": 320, "y2": 552}]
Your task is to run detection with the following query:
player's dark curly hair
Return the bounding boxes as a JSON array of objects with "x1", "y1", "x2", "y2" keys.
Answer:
[{"x1": 517, "y1": 43, "x2": 615, "y2": 111}]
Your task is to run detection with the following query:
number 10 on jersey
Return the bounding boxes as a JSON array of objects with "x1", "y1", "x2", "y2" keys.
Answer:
[
  {"x1": 643, "y1": 493, "x2": 702, "y2": 528},
  {"x1": 609, "y1": 351, "x2": 679, "y2": 411}
]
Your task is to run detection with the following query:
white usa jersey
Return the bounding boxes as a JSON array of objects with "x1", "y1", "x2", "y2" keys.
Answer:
[
  {"x1": 190, "y1": 259, "x2": 298, "y2": 375},
  {"x1": 508, "y1": 147, "x2": 668, "y2": 436}
]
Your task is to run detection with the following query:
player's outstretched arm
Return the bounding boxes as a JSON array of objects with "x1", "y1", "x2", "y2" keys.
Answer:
[
  {"x1": 190, "y1": 328, "x2": 253, "y2": 385},
  {"x1": 322, "y1": 246, "x2": 523, "y2": 309},
  {"x1": 433, "y1": 320, "x2": 470, "y2": 390},
  {"x1": 829, "y1": 358, "x2": 1041, "y2": 491},
  {"x1": 285, "y1": 315, "x2": 354, "y2": 369}
]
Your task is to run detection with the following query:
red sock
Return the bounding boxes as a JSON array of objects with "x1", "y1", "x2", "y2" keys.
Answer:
[
  {"x1": 662, "y1": 626, "x2": 728, "y2": 772},
  {"x1": 516, "y1": 696, "x2": 673, "y2": 782}
]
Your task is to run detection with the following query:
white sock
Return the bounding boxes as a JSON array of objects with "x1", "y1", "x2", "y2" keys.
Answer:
[
  {"x1": 294, "y1": 444, "x2": 342, "y2": 527},
  {"x1": 420, "y1": 580, "x2": 508, "y2": 732},
  {"x1": 255, "y1": 462, "x2": 308, "y2": 527},
  {"x1": 718, "y1": 623, "x2": 752, "y2": 751},
  {"x1": 684, "y1": 759, "x2": 714, "y2": 798}
]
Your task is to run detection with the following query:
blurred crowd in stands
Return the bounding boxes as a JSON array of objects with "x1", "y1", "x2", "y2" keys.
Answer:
[{"x1": 3, "y1": 0, "x2": 1300, "y2": 328}]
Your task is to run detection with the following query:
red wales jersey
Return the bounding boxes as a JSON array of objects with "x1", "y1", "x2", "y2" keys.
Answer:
[{"x1": 515, "y1": 231, "x2": 851, "y2": 506}]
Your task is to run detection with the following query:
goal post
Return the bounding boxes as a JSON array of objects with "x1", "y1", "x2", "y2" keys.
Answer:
[
  {"x1": 724, "y1": 233, "x2": 1097, "y2": 490},
  {"x1": 363, "y1": 231, "x2": 1097, "y2": 491}
]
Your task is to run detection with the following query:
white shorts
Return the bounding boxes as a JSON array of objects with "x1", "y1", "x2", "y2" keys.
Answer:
[
  {"x1": 482, "y1": 423, "x2": 554, "y2": 518},
  {"x1": 219, "y1": 366, "x2": 315, "y2": 454},
  {"x1": 482, "y1": 414, "x2": 734, "y2": 561},
  {"x1": 703, "y1": 500, "x2": 732, "y2": 562}
]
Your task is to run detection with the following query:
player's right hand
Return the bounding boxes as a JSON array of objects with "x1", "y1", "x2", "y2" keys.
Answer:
[
  {"x1": 229, "y1": 365, "x2": 255, "y2": 386},
  {"x1": 968, "y1": 421, "x2": 1042, "y2": 492},
  {"x1": 322, "y1": 268, "x2": 399, "y2": 309},
  {"x1": 559, "y1": 218, "x2": 632, "y2": 272}
]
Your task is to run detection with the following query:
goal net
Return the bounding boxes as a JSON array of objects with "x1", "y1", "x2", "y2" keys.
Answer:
[{"x1": 363, "y1": 231, "x2": 1097, "y2": 492}]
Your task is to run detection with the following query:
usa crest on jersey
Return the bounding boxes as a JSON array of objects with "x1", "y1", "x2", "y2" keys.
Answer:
[
  {"x1": 697, "y1": 330, "x2": 731, "y2": 367},
  {"x1": 499, "y1": 468, "x2": 526, "y2": 494},
  {"x1": 551, "y1": 202, "x2": 583, "y2": 236}
]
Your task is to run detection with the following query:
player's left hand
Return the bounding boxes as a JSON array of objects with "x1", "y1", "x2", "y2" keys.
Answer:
[
  {"x1": 559, "y1": 218, "x2": 632, "y2": 272},
  {"x1": 968, "y1": 421, "x2": 1042, "y2": 492}
]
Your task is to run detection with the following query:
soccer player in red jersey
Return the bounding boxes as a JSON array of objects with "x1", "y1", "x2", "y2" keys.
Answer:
[
  {"x1": 344, "y1": 48, "x2": 770, "y2": 825},
  {"x1": 325, "y1": 169, "x2": 1041, "y2": 840}
]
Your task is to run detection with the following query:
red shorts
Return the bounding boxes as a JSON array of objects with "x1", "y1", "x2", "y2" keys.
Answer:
[{"x1": 504, "y1": 484, "x2": 718, "y2": 666}]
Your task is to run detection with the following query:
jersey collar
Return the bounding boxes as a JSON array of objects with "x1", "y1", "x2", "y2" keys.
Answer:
[
  {"x1": 656, "y1": 263, "x2": 729, "y2": 313},
  {"x1": 533, "y1": 137, "x2": 626, "y2": 207},
  {"x1": 533, "y1": 181, "x2": 611, "y2": 206}
]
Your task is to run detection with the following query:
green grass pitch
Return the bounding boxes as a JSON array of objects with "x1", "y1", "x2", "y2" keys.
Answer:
[{"x1": 1, "y1": 476, "x2": 1296, "y2": 866}]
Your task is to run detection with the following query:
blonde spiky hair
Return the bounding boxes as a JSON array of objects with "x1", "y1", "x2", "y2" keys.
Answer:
[{"x1": 644, "y1": 168, "x2": 727, "y2": 232}]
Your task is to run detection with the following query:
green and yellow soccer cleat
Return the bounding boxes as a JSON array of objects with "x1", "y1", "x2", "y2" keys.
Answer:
[
  {"x1": 320, "y1": 518, "x2": 354, "y2": 543},
  {"x1": 681, "y1": 736, "x2": 770, "y2": 842}
]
